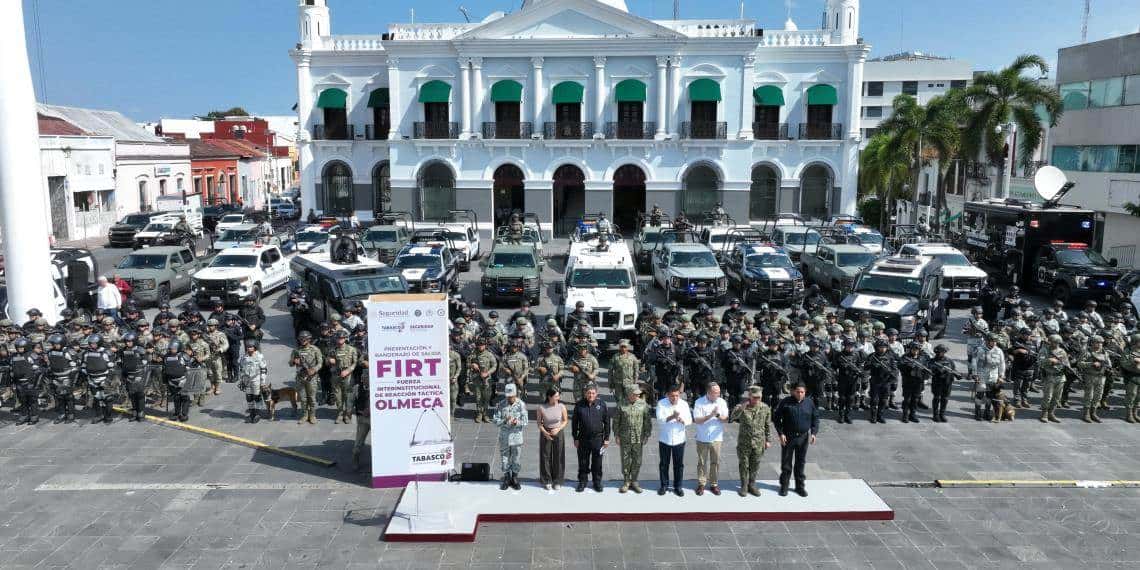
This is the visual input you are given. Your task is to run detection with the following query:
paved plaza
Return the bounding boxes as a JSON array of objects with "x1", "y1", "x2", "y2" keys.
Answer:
[{"x1": 1, "y1": 238, "x2": 1138, "y2": 569}]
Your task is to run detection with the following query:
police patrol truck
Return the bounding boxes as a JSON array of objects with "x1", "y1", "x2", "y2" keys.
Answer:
[
  {"x1": 555, "y1": 240, "x2": 639, "y2": 346},
  {"x1": 839, "y1": 255, "x2": 948, "y2": 338}
]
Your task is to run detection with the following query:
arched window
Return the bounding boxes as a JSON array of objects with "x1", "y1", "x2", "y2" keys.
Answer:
[
  {"x1": 750, "y1": 165, "x2": 779, "y2": 220},
  {"x1": 800, "y1": 164, "x2": 833, "y2": 220},
  {"x1": 372, "y1": 162, "x2": 390, "y2": 214},
  {"x1": 418, "y1": 162, "x2": 455, "y2": 221},
  {"x1": 682, "y1": 164, "x2": 720, "y2": 216},
  {"x1": 321, "y1": 161, "x2": 353, "y2": 214}
]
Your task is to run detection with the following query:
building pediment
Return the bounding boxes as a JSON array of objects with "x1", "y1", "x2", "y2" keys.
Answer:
[{"x1": 457, "y1": 0, "x2": 683, "y2": 41}]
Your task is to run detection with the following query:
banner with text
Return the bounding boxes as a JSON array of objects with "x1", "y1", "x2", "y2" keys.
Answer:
[{"x1": 365, "y1": 293, "x2": 452, "y2": 488}]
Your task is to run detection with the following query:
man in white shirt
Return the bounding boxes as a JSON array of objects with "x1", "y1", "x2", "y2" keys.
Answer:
[
  {"x1": 692, "y1": 382, "x2": 729, "y2": 496},
  {"x1": 95, "y1": 276, "x2": 122, "y2": 324},
  {"x1": 656, "y1": 385, "x2": 692, "y2": 497}
]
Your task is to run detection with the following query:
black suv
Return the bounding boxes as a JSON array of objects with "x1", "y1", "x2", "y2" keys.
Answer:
[{"x1": 107, "y1": 212, "x2": 163, "y2": 248}]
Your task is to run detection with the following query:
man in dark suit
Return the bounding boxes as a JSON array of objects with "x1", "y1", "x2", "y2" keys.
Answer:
[
  {"x1": 773, "y1": 382, "x2": 820, "y2": 497},
  {"x1": 572, "y1": 384, "x2": 611, "y2": 493}
]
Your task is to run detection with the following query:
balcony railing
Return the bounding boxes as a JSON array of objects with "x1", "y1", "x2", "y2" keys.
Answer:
[
  {"x1": 752, "y1": 122, "x2": 789, "y2": 140},
  {"x1": 364, "y1": 124, "x2": 389, "y2": 140},
  {"x1": 413, "y1": 122, "x2": 459, "y2": 140},
  {"x1": 312, "y1": 124, "x2": 355, "y2": 141},
  {"x1": 605, "y1": 122, "x2": 656, "y2": 140},
  {"x1": 798, "y1": 123, "x2": 843, "y2": 140},
  {"x1": 680, "y1": 121, "x2": 727, "y2": 140},
  {"x1": 543, "y1": 122, "x2": 594, "y2": 140},
  {"x1": 482, "y1": 121, "x2": 533, "y2": 140}
]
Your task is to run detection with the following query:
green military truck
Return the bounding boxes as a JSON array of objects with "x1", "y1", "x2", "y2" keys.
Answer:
[
  {"x1": 480, "y1": 243, "x2": 543, "y2": 306},
  {"x1": 800, "y1": 243, "x2": 877, "y2": 303}
]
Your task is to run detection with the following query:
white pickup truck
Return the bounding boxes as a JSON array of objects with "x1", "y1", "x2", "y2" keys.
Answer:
[{"x1": 191, "y1": 244, "x2": 290, "y2": 306}]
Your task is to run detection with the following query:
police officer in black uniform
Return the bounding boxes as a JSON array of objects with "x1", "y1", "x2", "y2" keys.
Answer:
[
  {"x1": 46, "y1": 334, "x2": 79, "y2": 423},
  {"x1": 897, "y1": 341, "x2": 931, "y2": 423},
  {"x1": 757, "y1": 338, "x2": 789, "y2": 411},
  {"x1": 163, "y1": 341, "x2": 192, "y2": 422},
  {"x1": 238, "y1": 296, "x2": 266, "y2": 348},
  {"x1": 120, "y1": 333, "x2": 149, "y2": 422},
  {"x1": 928, "y1": 344, "x2": 959, "y2": 423},
  {"x1": 12, "y1": 338, "x2": 42, "y2": 425},
  {"x1": 864, "y1": 339, "x2": 898, "y2": 424},
  {"x1": 223, "y1": 314, "x2": 245, "y2": 383},
  {"x1": 82, "y1": 334, "x2": 117, "y2": 424},
  {"x1": 831, "y1": 339, "x2": 863, "y2": 424}
]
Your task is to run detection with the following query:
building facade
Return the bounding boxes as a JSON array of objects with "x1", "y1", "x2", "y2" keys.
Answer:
[
  {"x1": 1048, "y1": 32, "x2": 1140, "y2": 267},
  {"x1": 859, "y1": 52, "x2": 972, "y2": 143},
  {"x1": 36, "y1": 114, "x2": 117, "y2": 242},
  {"x1": 292, "y1": 0, "x2": 869, "y2": 234}
]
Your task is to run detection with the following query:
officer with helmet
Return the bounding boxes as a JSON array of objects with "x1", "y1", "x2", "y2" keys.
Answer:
[
  {"x1": 163, "y1": 341, "x2": 192, "y2": 422},
  {"x1": 237, "y1": 339, "x2": 269, "y2": 423},
  {"x1": 46, "y1": 334, "x2": 79, "y2": 423},
  {"x1": 11, "y1": 338, "x2": 42, "y2": 425},
  {"x1": 82, "y1": 334, "x2": 116, "y2": 424},
  {"x1": 120, "y1": 333, "x2": 149, "y2": 422}
]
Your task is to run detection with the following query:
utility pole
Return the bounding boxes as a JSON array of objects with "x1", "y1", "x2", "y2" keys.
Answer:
[
  {"x1": 673, "y1": 0, "x2": 680, "y2": 20},
  {"x1": 0, "y1": 0, "x2": 59, "y2": 322},
  {"x1": 1081, "y1": 0, "x2": 1091, "y2": 43}
]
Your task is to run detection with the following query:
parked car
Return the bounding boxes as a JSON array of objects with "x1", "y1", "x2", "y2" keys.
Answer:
[
  {"x1": 191, "y1": 244, "x2": 290, "y2": 306},
  {"x1": 115, "y1": 246, "x2": 204, "y2": 306},
  {"x1": 723, "y1": 243, "x2": 804, "y2": 305},
  {"x1": 801, "y1": 244, "x2": 877, "y2": 303},
  {"x1": 650, "y1": 242, "x2": 728, "y2": 306},
  {"x1": 480, "y1": 243, "x2": 543, "y2": 306},
  {"x1": 106, "y1": 212, "x2": 164, "y2": 248}
]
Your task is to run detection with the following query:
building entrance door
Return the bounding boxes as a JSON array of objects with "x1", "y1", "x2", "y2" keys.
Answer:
[
  {"x1": 552, "y1": 165, "x2": 585, "y2": 237},
  {"x1": 492, "y1": 165, "x2": 525, "y2": 228},
  {"x1": 612, "y1": 165, "x2": 646, "y2": 233}
]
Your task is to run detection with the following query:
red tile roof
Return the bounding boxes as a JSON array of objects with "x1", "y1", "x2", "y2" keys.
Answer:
[{"x1": 38, "y1": 113, "x2": 87, "y2": 136}]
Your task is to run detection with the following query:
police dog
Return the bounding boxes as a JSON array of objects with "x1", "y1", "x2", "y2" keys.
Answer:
[{"x1": 266, "y1": 386, "x2": 299, "y2": 420}]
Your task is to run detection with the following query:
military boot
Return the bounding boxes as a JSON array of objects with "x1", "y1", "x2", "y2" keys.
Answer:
[
  {"x1": 748, "y1": 483, "x2": 761, "y2": 497},
  {"x1": 888, "y1": 395, "x2": 898, "y2": 410},
  {"x1": 92, "y1": 405, "x2": 104, "y2": 424},
  {"x1": 619, "y1": 481, "x2": 630, "y2": 494},
  {"x1": 900, "y1": 404, "x2": 909, "y2": 423},
  {"x1": 909, "y1": 408, "x2": 919, "y2": 423},
  {"x1": 298, "y1": 411, "x2": 307, "y2": 425},
  {"x1": 103, "y1": 406, "x2": 114, "y2": 423},
  {"x1": 510, "y1": 474, "x2": 522, "y2": 490},
  {"x1": 307, "y1": 411, "x2": 316, "y2": 424},
  {"x1": 630, "y1": 481, "x2": 642, "y2": 494},
  {"x1": 1082, "y1": 408, "x2": 1092, "y2": 423},
  {"x1": 499, "y1": 476, "x2": 510, "y2": 491},
  {"x1": 1090, "y1": 408, "x2": 1102, "y2": 423},
  {"x1": 1019, "y1": 396, "x2": 1030, "y2": 409},
  {"x1": 973, "y1": 405, "x2": 982, "y2": 421},
  {"x1": 1039, "y1": 409, "x2": 1049, "y2": 423},
  {"x1": 738, "y1": 482, "x2": 748, "y2": 497},
  {"x1": 1125, "y1": 408, "x2": 1136, "y2": 423},
  {"x1": 1048, "y1": 408, "x2": 1061, "y2": 423}
]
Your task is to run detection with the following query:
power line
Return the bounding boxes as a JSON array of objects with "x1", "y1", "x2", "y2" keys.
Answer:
[{"x1": 31, "y1": 0, "x2": 48, "y2": 101}]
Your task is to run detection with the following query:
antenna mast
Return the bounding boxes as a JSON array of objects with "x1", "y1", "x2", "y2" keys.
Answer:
[
  {"x1": 673, "y1": 0, "x2": 680, "y2": 19},
  {"x1": 1081, "y1": 0, "x2": 1091, "y2": 42}
]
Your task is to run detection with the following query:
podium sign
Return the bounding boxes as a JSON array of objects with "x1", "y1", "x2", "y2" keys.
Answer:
[{"x1": 364, "y1": 293, "x2": 452, "y2": 488}]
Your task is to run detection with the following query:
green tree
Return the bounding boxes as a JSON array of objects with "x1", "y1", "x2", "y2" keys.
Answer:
[
  {"x1": 858, "y1": 133, "x2": 910, "y2": 231},
  {"x1": 961, "y1": 55, "x2": 1063, "y2": 196},
  {"x1": 202, "y1": 107, "x2": 250, "y2": 120},
  {"x1": 878, "y1": 92, "x2": 966, "y2": 227}
]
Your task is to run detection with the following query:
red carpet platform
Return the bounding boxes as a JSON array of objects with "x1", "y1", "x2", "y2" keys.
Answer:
[{"x1": 383, "y1": 479, "x2": 893, "y2": 542}]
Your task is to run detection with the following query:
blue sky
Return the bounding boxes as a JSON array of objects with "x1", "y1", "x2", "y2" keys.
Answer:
[{"x1": 23, "y1": 0, "x2": 1140, "y2": 121}]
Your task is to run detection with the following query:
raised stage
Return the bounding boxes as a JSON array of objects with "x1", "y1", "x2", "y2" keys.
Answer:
[{"x1": 383, "y1": 479, "x2": 893, "y2": 542}]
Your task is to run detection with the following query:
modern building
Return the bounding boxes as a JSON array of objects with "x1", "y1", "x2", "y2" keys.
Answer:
[
  {"x1": 37, "y1": 104, "x2": 191, "y2": 223},
  {"x1": 1048, "y1": 32, "x2": 1140, "y2": 266},
  {"x1": 291, "y1": 0, "x2": 870, "y2": 234},
  {"x1": 859, "y1": 52, "x2": 972, "y2": 143},
  {"x1": 36, "y1": 113, "x2": 116, "y2": 242}
]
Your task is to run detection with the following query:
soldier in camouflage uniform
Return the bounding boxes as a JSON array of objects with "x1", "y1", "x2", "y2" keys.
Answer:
[
  {"x1": 569, "y1": 343, "x2": 599, "y2": 403},
  {"x1": 731, "y1": 385, "x2": 772, "y2": 497},
  {"x1": 1122, "y1": 334, "x2": 1140, "y2": 423},
  {"x1": 1038, "y1": 334, "x2": 1071, "y2": 423},
  {"x1": 534, "y1": 342, "x2": 565, "y2": 397},
  {"x1": 204, "y1": 319, "x2": 229, "y2": 396},
  {"x1": 467, "y1": 337, "x2": 498, "y2": 422},
  {"x1": 328, "y1": 330, "x2": 360, "y2": 423},
  {"x1": 186, "y1": 328, "x2": 213, "y2": 406},
  {"x1": 449, "y1": 342, "x2": 462, "y2": 418},
  {"x1": 167, "y1": 319, "x2": 190, "y2": 347},
  {"x1": 289, "y1": 331, "x2": 323, "y2": 424},
  {"x1": 608, "y1": 339, "x2": 640, "y2": 404},
  {"x1": 492, "y1": 383, "x2": 527, "y2": 490},
  {"x1": 614, "y1": 387, "x2": 652, "y2": 493},
  {"x1": 500, "y1": 340, "x2": 530, "y2": 397},
  {"x1": 1078, "y1": 335, "x2": 1113, "y2": 423}
]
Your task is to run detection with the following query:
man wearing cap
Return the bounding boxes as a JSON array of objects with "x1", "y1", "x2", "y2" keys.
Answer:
[
  {"x1": 492, "y1": 383, "x2": 527, "y2": 490},
  {"x1": 1078, "y1": 335, "x2": 1113, "y2": 423},
  {"x1": 467, "y1": 337, "x2": 498, "y2": 423},
  {"x1": 205, "y1": 319, "x2": 230, "y2": 396},
  {"x1": 571, "y1": 384, "x2": 611, "y2": 493},
  {"x1": 732, "y1": 385, "x2": 772, "y2": 496},
  {"x1": 569, "y1": 343, "x2": 599, "y2": 403},
  {"x1": 186, "y1": 328, "x2": 213, "y2": 406},
  {"x1": 609, "y1": 339, "x2": 639, "y2": 404},
  {"x1": 928, "y1": 344, "x2": 958, "y2": 423},
  {"x1": 898, "y1": 342, "x2": 931, "y2": 423},
  {"x1": 1038, "y1": 334, "x2": 1071, "y2": 423},
  {"x1": 329, "y1": 330, "x2": 360, "y2": 423},
  {"x1": 289, "y1": 331, "x2": 323, "y2": 424},
  {"x1": 973, "y1": 333, "x2": 1006, "y2": 421},
  {"x1": 1121, "y1": 333, "x2": 1140, "y2": 423},
  {"x1": 535, "y1": 342, "x2": 565, "y2": 397},
  {"x1": 614, "y1": 387, "x2": 652, "y2": 493},
  {"x1": 692, "y1": 382, "x2": 729, "y2": 496},
  {"x1": 864, "y1": 340, "x2": 898, "y2": 424},
  {"x1": 500, "y1": 340, "x2": 530, "y2": 397},
  {"x1": 448, "y1": 338, "x2": 462, "y2": 418}
]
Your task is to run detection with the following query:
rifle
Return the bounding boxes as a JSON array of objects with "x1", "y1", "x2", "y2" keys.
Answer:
[
  {"x1": 800, "y1": 352, "x2": 834, "y2": 380},
  {"x1": 757, "y1": 353, "x2": 789, "y2": 383},
  {"x1": 899, "y1": 354, "x2": 932, "y2": 376},
  {"x1": 929, "y1": 358, "x2": 965, "y2": 381}
]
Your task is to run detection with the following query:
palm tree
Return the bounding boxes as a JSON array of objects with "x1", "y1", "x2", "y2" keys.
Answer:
[
  {"x1": 876, "y1": 92, "x2": 965, "y2": 226},
  {"x1": 859, "y1": 133, "x2": 910, "y2": 231},
  {"x1": 962, "y1": 54, "x2": 1063, "y2": 198}
]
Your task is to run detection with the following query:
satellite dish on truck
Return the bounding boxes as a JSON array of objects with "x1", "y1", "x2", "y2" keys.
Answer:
[{"x1": 1034, "y1": 165, "x2": 1076, "y2": 208}]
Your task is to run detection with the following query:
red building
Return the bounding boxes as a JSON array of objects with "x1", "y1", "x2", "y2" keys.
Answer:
[
  {"x1": 202, "y1": 117, "x2": 291, "y2": 160},
  {"x1": 189, "y1": 139, "x2": 269, "y2": 206}
]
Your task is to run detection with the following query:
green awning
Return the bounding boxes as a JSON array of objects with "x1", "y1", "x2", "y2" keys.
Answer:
[
  {"x1": 806, "y1": 84, "x2": 838, "y2": 105},
  {"x1": 367, "y1": 88, "x2": 389, "y2": 107},
  {"x1": 316, "y1": 88, "x2": 347, "y2": 109},
  {"x1": 551, "y1": 81, "x2": 584, "y2": 105},
  {"x1": 753, "y1": 85, "x2": 785, "y2": 106},
  {"x1": 614, "y1": 79, "x2": 647, "y2": 102},
  {"x1": 945, "y1": 212, "x2": 963, "y2": 223},
  {"x1": 490, "y1": 80, "x2": 523, "y2": 103},
  {"x1": 419, "y1": 80, "x2": 451, "y2": 103},
  {"x1": 688, "y1": 78, "x2": 721, "y2": 102}
]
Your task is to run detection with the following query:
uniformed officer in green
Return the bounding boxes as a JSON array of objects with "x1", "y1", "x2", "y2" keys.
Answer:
[
  {"x1": 205, "y1": 319, "x2": 229, "y2": 396},
  {"x1": 290, "y1": 330, "x2": 323, "y2": 424},
  {"x1": 1038, "y1": 334, "x2": 1070, "y2": 423},
  {"x1": 449, "y1": 343, "x2": 462, "y2": 418},
  {"x1": 329, "y1": 330, "x2": 360, "y2": 423},
  {"x1": 609, "y1": 339, "x2": 640, "y2": 404},
  {"x1": 186, "y1": 327, "x2": 212, "y2": 405},
  {"x1": 569, "y1": 343, "x2": 599, "y2": 402},
  {"x1": 534, "y1": 342, "x2": 565, "y2": 397},
  {"x1": 614, "y1": 387, "x2": 653, "y2": 493},
  {"x1": 731, "y1": 385, "x2": 772, "y2": 497},
  {"x1": 1078, "y1": 335, "x2": 1113, "y2": 423},
  {"x1": 467, "y1": 337, "x2": 498, "y2": 422},
  {"x1": 1122, "y1": 334, "x2": 1140, "y2": 423},
  {"x1": 500, "y1": 340, "x2": 530, "y2": 396}
]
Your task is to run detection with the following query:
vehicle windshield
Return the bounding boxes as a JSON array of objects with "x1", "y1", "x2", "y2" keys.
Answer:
[
  {"x1": 219, "y1": 229, "x2": 255, "y2": 241},
  {"x1": 394, "y1": 254, "x2": 440, "y2": 269},
  {"x1": 837, "y1": 252, "x2": 877, "y2": 267},
  {"x1": 445, "y1": 231, "x2": 467, "y2": 243},
  {"x1": 745, "y1": 254, "x2": 794, "y2": 269},
  {"x1": 220, "y1": 215, "x2": 245, "y2": 223},
  {"x1": 489, "y1": 253, "x2": 536, "y2": 268},
  {"x1": 930, "y1": 252, "x2": 971, "y2": 266},
  {"x1": 784, "y1": 231, "x2": 822, "y2": 245},
  {"x1": 296, "y1": 231, "x2": 329, "y2": 243},
  {"x1": 569, "y1": 268, "x2": 632, "y2": 288},
  {"x1": 363, "y1": 230, "x2": 399, "y2": 243},
  {"x1": 1056, "y1": 248, "x2": 1110, "y2": 266},
  {"x1": 143, "y1": 223, "x2": 173, "y2": 232},
  {"x1": 709, "y1": 234, "x2": 731, "y2": 244},
  {"x1": 117, "y1": 254, "x2": 167, "y2": 270},
  {"x1": 856, "y1": 232, "x2": 884, "y2": 246},
  {"x1": 122, "y1": 215, "x2": 151, "y2": 225},
  {"x1": 670, "y1": 251, "x2": 719, "y2": 268},
  {"x1": 339, "y1": 275, "x2": 406, "y2": 298},
  {"x1": 642, "y1": 231, "x2": 678, "y2": 245},
  {"x1": 855, "y1": 274, "x2": 923, "y2": 297},
  {"x1": 208, "y1": 255, "x2": 258, "y2": 268}
]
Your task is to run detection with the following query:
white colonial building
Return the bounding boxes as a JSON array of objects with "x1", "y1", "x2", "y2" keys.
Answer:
[{"x1": 291, "y1": 0, "x2": 869, "y2": 234}]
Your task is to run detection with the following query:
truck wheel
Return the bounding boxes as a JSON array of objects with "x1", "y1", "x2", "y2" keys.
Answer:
[
  {"x1": 1052, "y1": 283, "x2": 1071, "y2": 306},
  {"x1": 157, "y1": 284, "x2": 171, "y2": 307}
]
